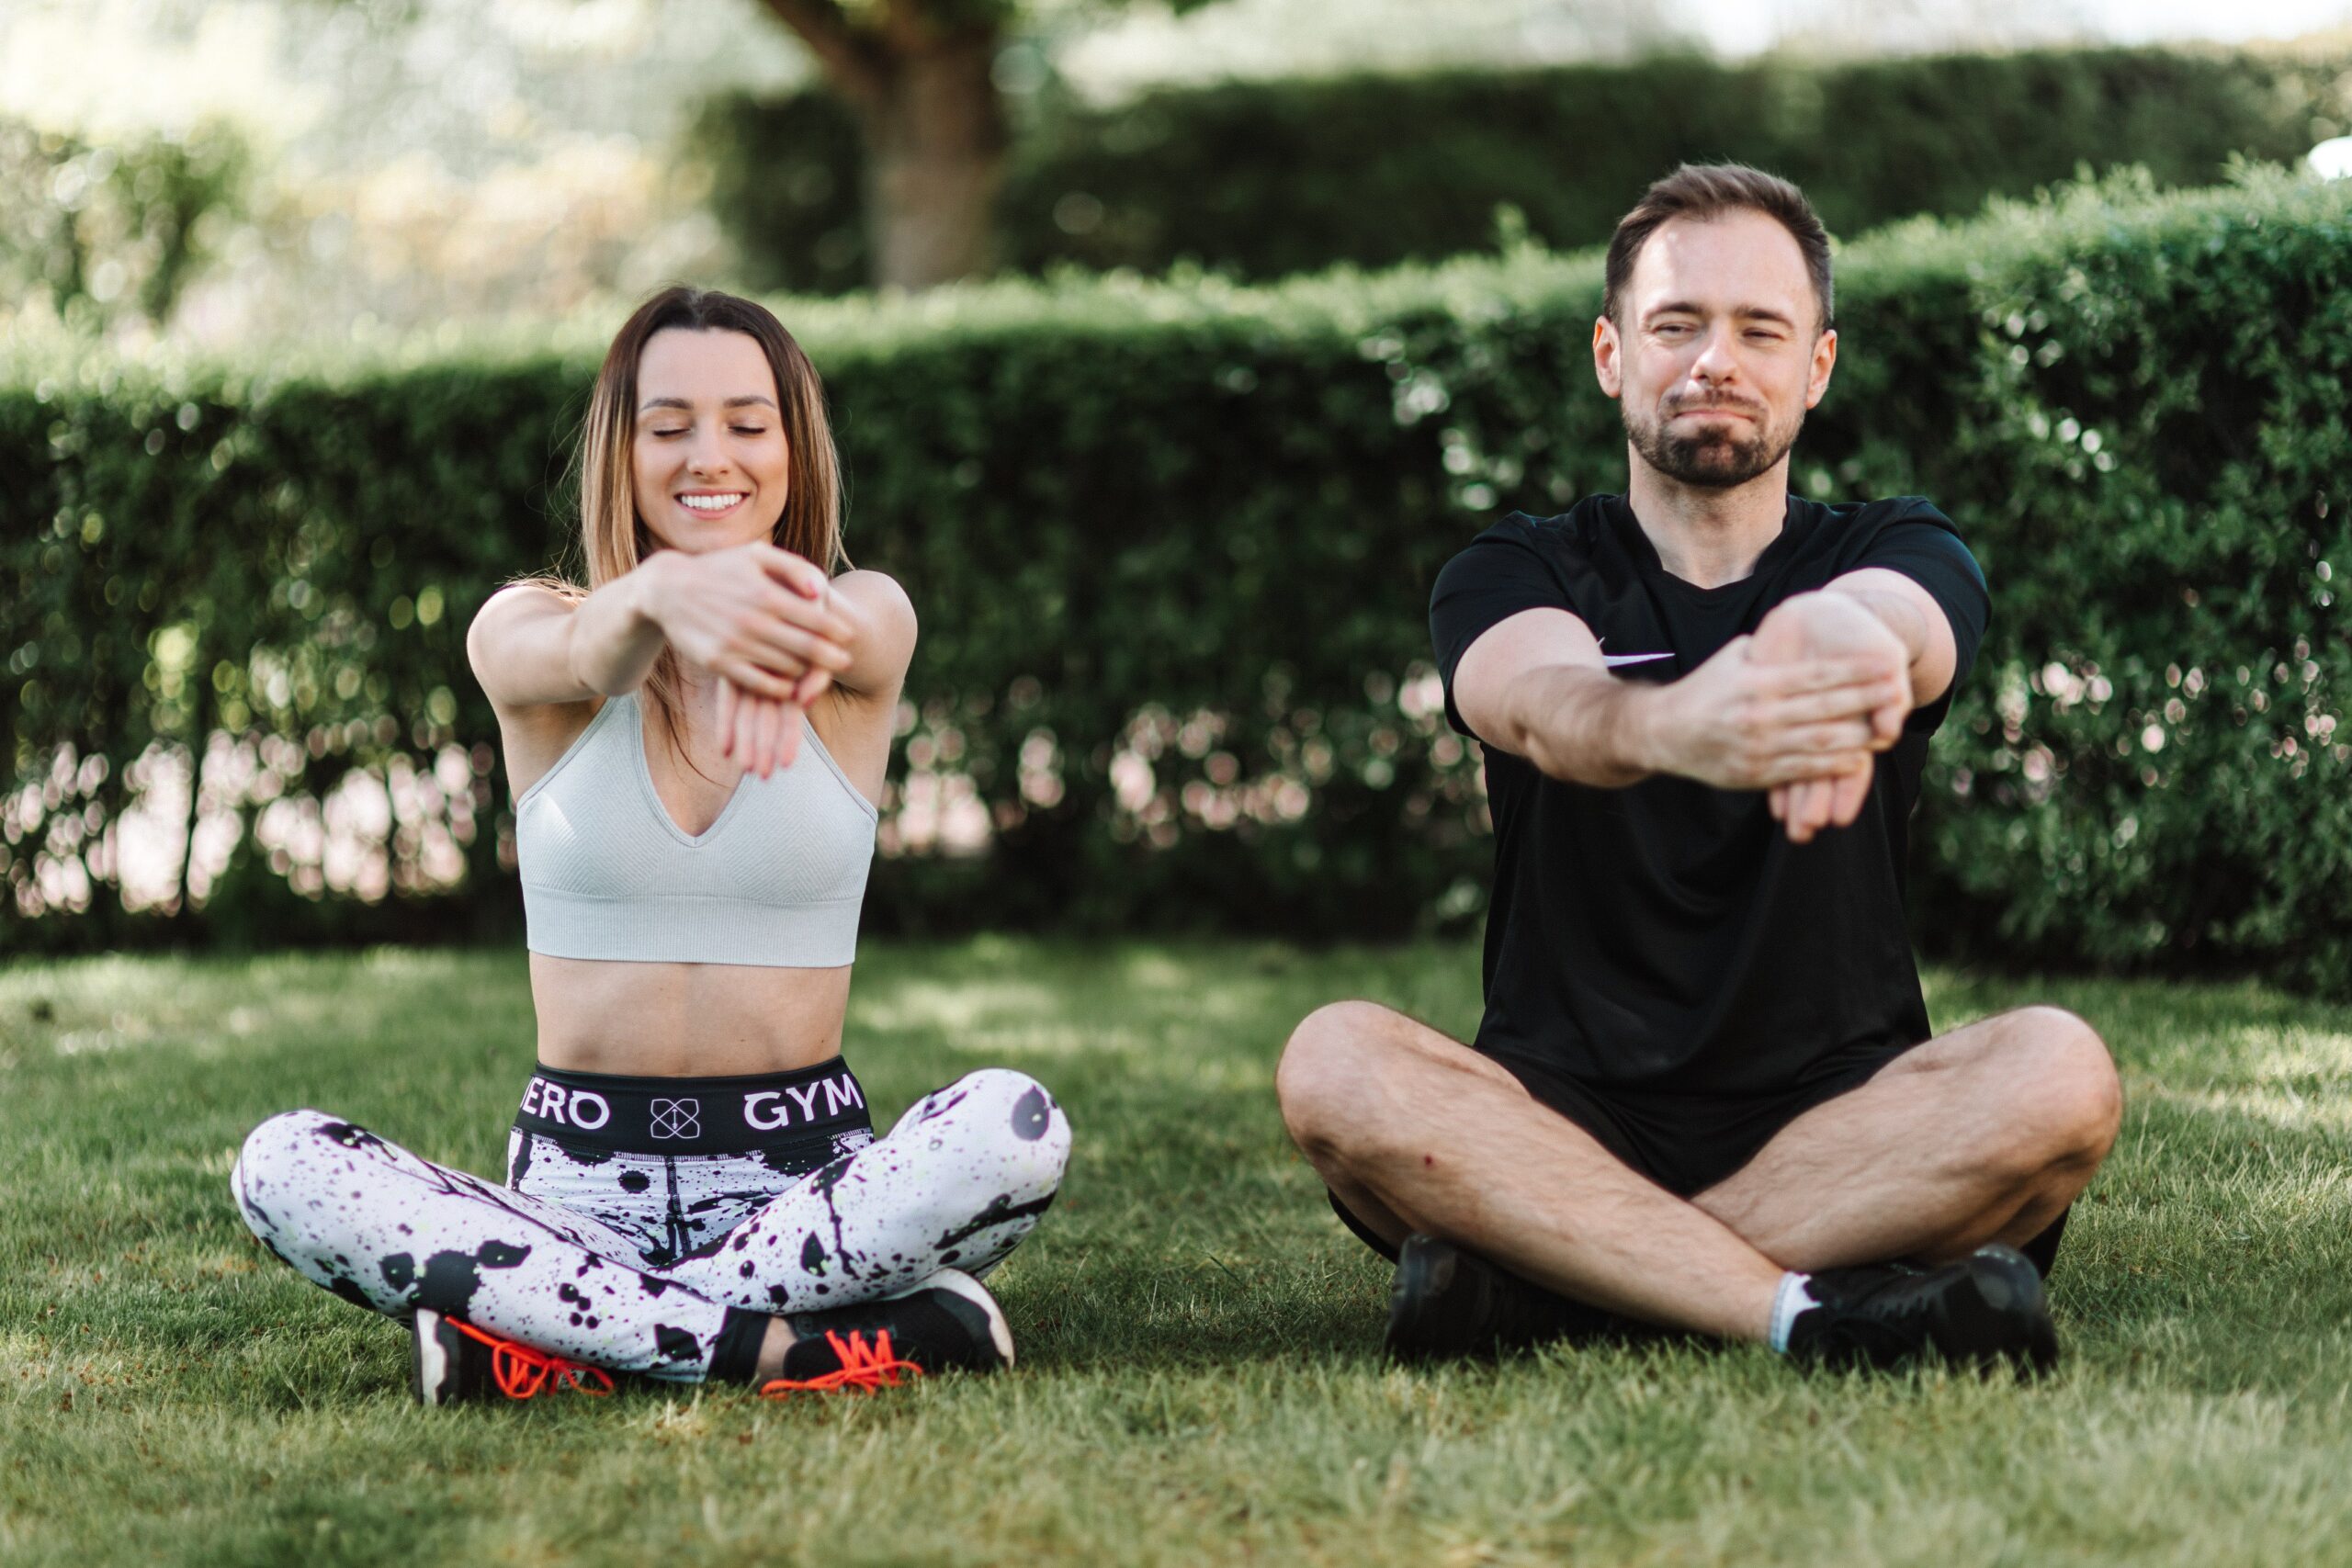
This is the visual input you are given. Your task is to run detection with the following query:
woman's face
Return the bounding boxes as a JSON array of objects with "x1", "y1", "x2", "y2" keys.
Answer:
[{"x1": 631, "y1": 327, "x2": 790, "y2": 554}]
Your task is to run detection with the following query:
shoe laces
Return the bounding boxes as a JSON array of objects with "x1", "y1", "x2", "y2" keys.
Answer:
[
  {"x1": 759, "y1": 1329, "x2": 923, "y2": 1396},
  {"x1": 452, "y1": 1319, "x2": 616, "y2": 1400}
]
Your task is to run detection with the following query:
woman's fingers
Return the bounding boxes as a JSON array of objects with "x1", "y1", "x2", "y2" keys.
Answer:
[
  {"x1": 752, "y1": 696, "x2": 783, "y2": 777},
  {"x1": 748, "y1": 621, "x2": 850, "y2": 674},
  {"x1": 794, "y1": 666, "x2": 834, "y2": 706},
  {"x1": 752, "y1": 547, "x2": 831, "y2": 599},
  {"x1": 772, "y1": 704, "x2": 806, "y2": 772},
  {"x1": 718, "y1": 676, "x2": 738, "y2": 760},
  {"x1": 722, "y1": 659, "x2": 798, "y2": 702},
  {"x1": 735, "y1": 686, "x2": 762, "y2": 766},
  {"x1": 761, "y1": 581, "x2": 854, "y2": 645}
]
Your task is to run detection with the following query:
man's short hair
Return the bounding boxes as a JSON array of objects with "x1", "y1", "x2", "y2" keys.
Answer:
[{"x1": 1602, "y1": 164, "x2": 1835, "y2": 333}]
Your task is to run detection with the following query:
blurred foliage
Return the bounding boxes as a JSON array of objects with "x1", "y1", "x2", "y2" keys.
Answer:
[
  {"x1": 3, "y1": 169, "x2": 2349, "y2": 997},
  {"x1": 706, "y1": 44, "x2": 2350, "y2": 292},
  {"x1": 0, "y1": 118, "x2": 249, "y2": 330},
  {"x1": 701, "y1": 90, "x2": 871, "y2": 298}
]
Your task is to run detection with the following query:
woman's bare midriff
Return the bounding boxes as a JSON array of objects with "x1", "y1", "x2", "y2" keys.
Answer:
[{"x1": 529, "y1": 953, "x2": 854, "y2": 1077}]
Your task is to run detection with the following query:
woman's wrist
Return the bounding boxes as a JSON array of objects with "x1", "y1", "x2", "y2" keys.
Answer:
[{"x1": 628, "y1": 548, "x2": 675, "y2": 636}]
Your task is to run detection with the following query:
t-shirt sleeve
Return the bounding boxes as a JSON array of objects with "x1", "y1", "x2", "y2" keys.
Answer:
[
  {"x1": 1850, "y1": 503, "x2": 1989, "y2": 735},
  {"x1": 1429, "y1": 518, "x2": 1578, "y2": 736}
]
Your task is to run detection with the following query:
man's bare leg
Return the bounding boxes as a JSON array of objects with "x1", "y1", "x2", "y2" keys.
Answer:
[
  {"x1": 1694, "y1": 1006, "x2": 2120, "y2": 1271},
  {"x1": 1277, "y1": 1001, "x2": 1784, "y2": 1342}
]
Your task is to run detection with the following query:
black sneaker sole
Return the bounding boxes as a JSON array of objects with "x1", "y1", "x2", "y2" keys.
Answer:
[
  {"x1": 1385, "y1": 1234, "x2": 1486, "y2": 1364},
  {"x1": 916, "y1": 1269, "x2": 1016, "y2": 1371},
  {"x1": 412, "y1": 1308, "x2": 462, "y2": 1406},
  {"x1": 1942, "y1": 1245, "x2": 2061, "y2": 1376},
  {"x1": 1800, "y1": 1243, "x2": 2063, "y2": 1377},
  {"x1": 411, "y1": 1307, "x2": 498, "y2": 1405}
]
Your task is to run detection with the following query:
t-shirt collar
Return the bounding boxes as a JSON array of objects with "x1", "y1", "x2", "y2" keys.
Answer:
[{"x1": 1608, "y1": 491, "x2": 1809, "y2": 596}]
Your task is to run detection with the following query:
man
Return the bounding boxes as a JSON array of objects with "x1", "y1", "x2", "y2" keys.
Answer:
[{"x1": 1276, "y1": 164, "x2": 2120, "y2": 1371}]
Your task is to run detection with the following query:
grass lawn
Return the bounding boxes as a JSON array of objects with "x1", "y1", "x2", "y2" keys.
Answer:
[{"x1": 5, "y1": 939, "x2": 2352, "y2": 1566}]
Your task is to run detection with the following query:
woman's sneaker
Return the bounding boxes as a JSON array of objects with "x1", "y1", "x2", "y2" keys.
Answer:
[
  {"x1": 764, "y1": 1269, "x2": 1012, "y2": 1394},
  {"x1": 411, "y1": 1308, "x2": 493, "y2": 1405},
  {"x1": 1786, "y1": 1244, "x2": 2061, "y2": 1375},
  {"x1": 410, "y1": 1308, "x2": 615, "y2": 1404}
]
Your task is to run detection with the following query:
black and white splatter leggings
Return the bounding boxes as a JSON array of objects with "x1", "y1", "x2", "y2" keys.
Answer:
[{"x1": 231, "y1": 1060, "x2": 1069, "y2": 1383}]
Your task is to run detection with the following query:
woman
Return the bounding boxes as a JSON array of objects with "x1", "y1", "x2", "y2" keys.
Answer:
[{"x1": 231, "y1": 287, "x2": 1070, "y2": 1404}]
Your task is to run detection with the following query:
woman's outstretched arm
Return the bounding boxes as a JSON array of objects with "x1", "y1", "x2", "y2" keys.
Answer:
[{"x1": 468, "y1": 544, "x2": 854, "y2": 712}]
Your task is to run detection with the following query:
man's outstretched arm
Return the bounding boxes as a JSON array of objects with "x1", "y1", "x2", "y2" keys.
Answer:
[
  {"x1": 1450, "y1": 605, "x2": 1907, "y2": 792},
  {"x1": 1822, "y1": 567, "x2": 1960, "y2": 710},
  {"x1": 1757, "y1": 572, "x2": 1963, "y2": 840}
]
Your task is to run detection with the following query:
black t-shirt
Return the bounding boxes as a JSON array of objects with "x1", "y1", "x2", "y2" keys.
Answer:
[{"x1": 1429, "y1": 493, "x2": 1989, "y2": 1099}]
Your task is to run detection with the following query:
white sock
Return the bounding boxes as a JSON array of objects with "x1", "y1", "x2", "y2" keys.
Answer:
[{"x1": 1767, "y1": 1271, "x2": 1818, "y2": 1353}]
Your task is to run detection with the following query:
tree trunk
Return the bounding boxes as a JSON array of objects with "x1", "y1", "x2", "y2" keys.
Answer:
[{"x1": 855, "y1": 33, "x2": 1007, "y2": 291}]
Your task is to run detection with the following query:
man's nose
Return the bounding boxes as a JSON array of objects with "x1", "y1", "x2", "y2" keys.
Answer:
[{"x1": 1690, "y1": 322, "x2": 1740, "y2": 380}]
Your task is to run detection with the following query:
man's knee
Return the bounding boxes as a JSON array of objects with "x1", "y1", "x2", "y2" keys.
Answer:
[
  {"x1": 1275, "y1": 1001, "x2": 1363, "y2": 1150},
  {"x1": 1276, "y1": 1000, "x2": 1414, "y2": 1161},
  {"x1": 2002, "y1": 1007, "x2": 2122, "y2": 1169}
]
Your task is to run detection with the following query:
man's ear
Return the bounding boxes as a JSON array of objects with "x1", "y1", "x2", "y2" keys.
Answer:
[
  {"x1": 1804, "y1": 327, "x2": 1838, "y2": 410},
  {"x1": 1592, "y1": 315, "x2": 1623, "y2": 400}
]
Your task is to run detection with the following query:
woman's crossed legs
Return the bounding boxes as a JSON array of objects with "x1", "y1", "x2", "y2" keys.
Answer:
[{"x1": 231, "y1": 1068, "x2": 1070, "y2": 1383}]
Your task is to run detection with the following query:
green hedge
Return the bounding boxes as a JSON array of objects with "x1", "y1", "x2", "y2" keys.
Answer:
[
  {"x1": 6, "y1": 170, "x2": 2350, "y2": 993},
  {"x1": 706, "y1": 46, "x2": 2347, "y2": 293}
]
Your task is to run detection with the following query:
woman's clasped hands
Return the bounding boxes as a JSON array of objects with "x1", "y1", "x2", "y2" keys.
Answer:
[{"x1": 646, "y1": 541, "x2": 855, "y2": 776}]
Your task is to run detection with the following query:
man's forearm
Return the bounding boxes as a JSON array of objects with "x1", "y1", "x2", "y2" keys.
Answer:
[
  {"x1": 1503, "y1": 663, "x2": 1657, "y2": 788},
  {"x1": 1823, "y1": 582, "x2": 1930, "y2": 684}
]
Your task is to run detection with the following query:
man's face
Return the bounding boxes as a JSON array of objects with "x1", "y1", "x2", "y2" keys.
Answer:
[{"x1": 1594, "y1": 209, "x2": 1837, "y2": 491}]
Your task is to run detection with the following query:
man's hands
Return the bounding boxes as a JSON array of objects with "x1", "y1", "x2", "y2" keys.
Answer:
[
  {"x1": 1750, "y1": 592, "x2": 1911, "y2": 842},
  {"x1": 644, "y1": 543, "x2": 851, "y2": 777},
  {"x1": 1637, "y1": 592, "x2": 1911, "y2": 842}
]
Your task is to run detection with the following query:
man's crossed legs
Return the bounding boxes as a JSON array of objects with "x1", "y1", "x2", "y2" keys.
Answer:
[{"x1": 1277, "y1": 1003, "x2": 2120, "y2": 1367}]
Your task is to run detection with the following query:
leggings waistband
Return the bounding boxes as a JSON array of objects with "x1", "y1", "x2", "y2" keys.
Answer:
[{"x1": 514, "y1": 1058, "x2": 871, "y2": 1156}]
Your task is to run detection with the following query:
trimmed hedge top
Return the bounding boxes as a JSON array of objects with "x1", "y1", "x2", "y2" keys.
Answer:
[{"x1": 704, "y1": 44, "x2": 2352, "y2": 293}]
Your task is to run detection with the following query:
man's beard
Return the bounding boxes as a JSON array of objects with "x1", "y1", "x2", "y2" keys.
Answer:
[{"x1": 1624, "y1": 397, "x2": 1803, "y2": 490}]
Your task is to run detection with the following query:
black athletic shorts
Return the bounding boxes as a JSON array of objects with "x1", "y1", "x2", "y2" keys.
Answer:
[{"x1": 1330, "y1": 1040, "x2": 2069, "y2": 1280}]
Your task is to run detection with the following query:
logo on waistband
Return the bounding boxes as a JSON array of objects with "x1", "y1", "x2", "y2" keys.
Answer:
[
  {"x1": 742, "y1": 1075, "x2": 866, "y2": 1132},
  {"x1": 650, "y1": 1098, "x2": 703, "y2": 1140},
  {"x1": 522, "y1": 1077, "x2": 612, "y2": 1132}
]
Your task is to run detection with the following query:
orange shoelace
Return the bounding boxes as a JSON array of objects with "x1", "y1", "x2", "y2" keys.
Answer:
[
  {"x1": 758, "y1": 1329, "x2": 924, "y2": 1396},
  {"x1": 452, "y1": 1319, "x2": 616, "y2": 1400}
]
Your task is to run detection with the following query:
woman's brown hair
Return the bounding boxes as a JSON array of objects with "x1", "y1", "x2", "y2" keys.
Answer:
[{"x1": 541, "y1": 286, "x2": 846, "y2": 767}]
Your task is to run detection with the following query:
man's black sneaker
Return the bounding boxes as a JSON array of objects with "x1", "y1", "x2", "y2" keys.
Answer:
[
  {"x1": 1787, "y1": 1244, "x2": 2060, "y2": 1376},
  {"x1": 1385, "y1": 1233, "x2": 1625, "y2": 1363},
  {"x1": 766, "y1": 1269, "x2": 1012, "y2": 1393}
]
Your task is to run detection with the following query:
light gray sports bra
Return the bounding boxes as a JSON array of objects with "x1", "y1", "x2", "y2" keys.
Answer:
[{"x1": 513, "y1": 691, "x2": 876, "y2": 966}]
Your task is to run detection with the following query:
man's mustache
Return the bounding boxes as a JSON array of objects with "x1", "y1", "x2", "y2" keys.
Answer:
[{"x1": 1663, "y1": 393, "x2": 1770, "y2": 421}]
